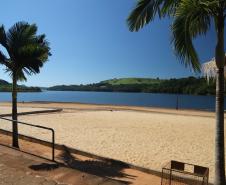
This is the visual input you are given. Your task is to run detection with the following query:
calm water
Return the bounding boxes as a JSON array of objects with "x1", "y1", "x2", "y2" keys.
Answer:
[{"x1": 0, "y1": 91, "x2": 222, "y2": 111}]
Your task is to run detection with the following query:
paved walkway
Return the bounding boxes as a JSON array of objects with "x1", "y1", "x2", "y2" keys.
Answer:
[
  {"x1": 0, "y1": 147, "x2": 60, "y2": 185},
  {"x1": 0, "y1": 145, "x2": 126, "y2": 185},
  {"x1": 0, "y1": 163, "x2": 58, "y2": 185}
]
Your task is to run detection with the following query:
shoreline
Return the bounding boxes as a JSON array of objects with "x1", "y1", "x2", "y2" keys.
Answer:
[{"x1": 0, "y1": 101, "x2": 220, "y2": 118}]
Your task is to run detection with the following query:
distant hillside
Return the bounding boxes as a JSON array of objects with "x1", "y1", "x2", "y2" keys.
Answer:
[
  {"x1": 48, "y1": 77, "x2": 216, "y2": 95},
  {"x1": 0, "y1": 79, "x2": 10, "y2": 85},
  {"x1": 0, "y1": 79, "x2": 41, "y2": 92},
  {"x1": 101, "y1": 78, "x2": 161, "y2": 85}
]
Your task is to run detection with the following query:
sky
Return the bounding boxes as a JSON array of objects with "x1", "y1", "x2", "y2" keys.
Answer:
[{"x1": 0, "y1": 0, "x2": 220, "y2": 87}]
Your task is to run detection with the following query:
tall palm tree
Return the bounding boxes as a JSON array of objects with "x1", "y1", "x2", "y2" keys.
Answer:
[
  {"x1": 127, "y1": 0, "x2": 225, "y2": 184},
  {"x1": 0, "y1": 22, "x2": 51, "y2": 148}
]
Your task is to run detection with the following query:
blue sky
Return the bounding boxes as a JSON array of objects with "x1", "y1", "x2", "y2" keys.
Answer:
[{"x1": 0, "y1": 0, "x2": 219, "y2": 87}]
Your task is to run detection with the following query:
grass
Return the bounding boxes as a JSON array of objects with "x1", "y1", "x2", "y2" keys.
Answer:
[{"x1": 102, "y1": 78, "x2": 161, "y2": 85}]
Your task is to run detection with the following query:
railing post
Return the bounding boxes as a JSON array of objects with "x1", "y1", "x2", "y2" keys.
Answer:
[{"x1": 52, "y1": 129, "x2": 55, "y2": 161}]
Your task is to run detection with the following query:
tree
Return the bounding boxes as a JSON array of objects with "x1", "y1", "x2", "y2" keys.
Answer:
[
  {"x1": 0, "y1": 22, "x2": 51, "y2": 148},
  {"x1": 127, "y1": 0, "x2": 225, "y2": 184}
]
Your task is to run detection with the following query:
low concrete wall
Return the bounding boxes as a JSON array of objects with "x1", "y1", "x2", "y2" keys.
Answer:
[{"x1": 0, "y1": 108, "x2": 62, "y2": 117}]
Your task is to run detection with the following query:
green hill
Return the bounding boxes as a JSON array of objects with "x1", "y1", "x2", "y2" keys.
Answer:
[
  {"x1": 0, "y1": 79, "x2": 41, "y2": 92},
  {"x1": 101, "y1": 78, "x2": 161, "y2": 85},
  {"x1": 48, "y1": 77, "x2": 216, "y2": 95}
]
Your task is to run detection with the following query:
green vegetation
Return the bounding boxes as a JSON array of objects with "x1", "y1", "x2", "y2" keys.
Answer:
[
  {"x1": 102, "y1": 78, "x2": 161, "y2": 85},
  {"x1": 48, "y1": 77, "x2": 216, "y2": 95},
  {"x1": 0, "y1": 22, "x2": 51, "y2": 148},
  {"x1": 0, "y1": 79, "x2": 41, "y2": 92}
]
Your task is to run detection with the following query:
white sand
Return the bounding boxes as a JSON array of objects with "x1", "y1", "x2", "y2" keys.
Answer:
[{"x1": 0, "y1": 105, "x2": 225, "y2": 182}]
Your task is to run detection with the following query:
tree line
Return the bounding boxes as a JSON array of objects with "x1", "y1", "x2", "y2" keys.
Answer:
[{"x1": 48, "y1": 77, "x2": 216, "y2": 95}]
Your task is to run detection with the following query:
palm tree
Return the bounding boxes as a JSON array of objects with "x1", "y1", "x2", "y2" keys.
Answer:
[
  {"x1": 0, "y1": 22, "x2": 51, "y2": 148},
  {"x1": 127, "y1": 0, "x2": 225, "y2": 184}
]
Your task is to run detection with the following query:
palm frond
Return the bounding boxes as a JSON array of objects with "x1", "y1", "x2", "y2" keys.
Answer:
[
  {"x1": 36, "y1": 34, "x2": 51, "y2": 56},
  {"x1": 0, "y1": 25, "x2": 7, "y2": 47},
  {"x1": 0, "y1": 25, "x2": 12, "y2": 57},
  {"x1": 16, "y1": 38, "x2": 50, "y2": 74},
  {"x1": 161, "y1": 0, "x2": 181, "y2": 16},
  {"x1": 5, "y1": 67, "x2": 27, "y2": 81},
  {"x1": 172, "y1": 0, "x2": 214, "y2": 72},
  {"x1": 0, "y1": 50, "x2": 7, "y2": 64},
  {"x1": 16, "y1": 68, "x2": 27, "y2": 81},
  {"x1": 7, "y1": 22, "x2": 29, "y2": 46},
  {"x1": 6, "y1": 22, "x2": 39, "y2": 59},
  {"x1": 3, "y1": 66, "x2": 26, "y2": 82},
  {"x1": 0, "y1": 21, "x2": 51, "y2": 80},
  {"x1": 0, "y1": 51, "x2": 12, "y2": 69},
  {"x1": 127, "y1": 0, "x2": 163, "y2": 31},
  {"x1": 127, "y1": 0, "x2": 182, "y2": 31}
]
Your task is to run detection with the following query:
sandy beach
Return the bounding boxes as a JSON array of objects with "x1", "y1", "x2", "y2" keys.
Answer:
[{"x1": 0, "y1": 102, "x2": 225, "y2": 182}]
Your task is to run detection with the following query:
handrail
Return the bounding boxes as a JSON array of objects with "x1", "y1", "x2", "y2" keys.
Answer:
[{"x1": 0, "y1": 116, "x2": 55, "y2": 161}]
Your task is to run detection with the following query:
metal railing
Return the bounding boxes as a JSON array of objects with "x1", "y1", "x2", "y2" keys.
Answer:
[{"x1": 0, "y1": 117, "x2": 55, "y2": 161}]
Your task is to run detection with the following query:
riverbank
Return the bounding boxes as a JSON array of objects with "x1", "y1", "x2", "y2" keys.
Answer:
[
  {"x1": 0, "y1": 101, "x2": 222, "y2": 117},
  {"x1": 0, "y1": 102, "x2": 225, "y2": 183}
]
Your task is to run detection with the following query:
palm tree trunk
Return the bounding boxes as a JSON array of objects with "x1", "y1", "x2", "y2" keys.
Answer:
[
  {"x1": 12, "y1": 72, "x2": 19, "y2": 148},
  {"x1": 214, "y1": 14, "x2": 225, "y2": 185}
]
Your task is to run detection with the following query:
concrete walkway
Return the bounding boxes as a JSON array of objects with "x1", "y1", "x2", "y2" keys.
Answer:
[
  {"x1": 0, "y1": 146, "x2": 60, "y2": 185},
  {"x1": 0, "y1": 145, "x2": 126, "y2": 185},
  {"x1": 0, "y1": 163, "x2": 58, "y2": 185}
]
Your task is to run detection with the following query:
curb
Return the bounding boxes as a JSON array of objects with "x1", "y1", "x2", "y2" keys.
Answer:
[{"x1": 0, "y1": 108, "x2": 62, "y2": 117}]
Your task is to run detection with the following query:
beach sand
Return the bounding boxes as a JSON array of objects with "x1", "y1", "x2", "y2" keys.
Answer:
[{"x1": 0, "y1": 102, "x2": 225, "y2": 182}]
